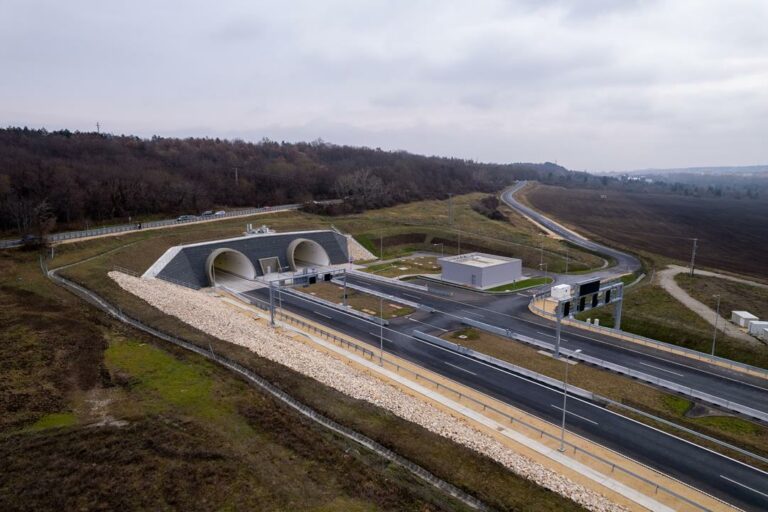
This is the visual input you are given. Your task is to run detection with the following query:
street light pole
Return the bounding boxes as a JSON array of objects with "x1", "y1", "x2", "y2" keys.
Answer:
[
  {"x1": 379, "y1": 296, "x2": 384, "y2": 366},
  {"x1": 712, "y1": 294, "x2": 721, "y2": 356},
  {"x1": 559, "y1": 349, "x2": 582, "y2": 452}
]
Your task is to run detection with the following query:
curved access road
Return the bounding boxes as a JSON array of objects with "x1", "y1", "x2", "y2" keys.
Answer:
[{"x1": 500, "y1": 182, "x2": 641, "y2": 278}]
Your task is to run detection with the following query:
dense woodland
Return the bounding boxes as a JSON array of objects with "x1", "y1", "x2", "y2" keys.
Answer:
[{"x1": 0, "y1": 127, "x2": 571, "y2": 235}]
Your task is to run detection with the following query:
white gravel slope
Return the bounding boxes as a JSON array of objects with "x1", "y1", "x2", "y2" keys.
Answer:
[
  {"x1": 347, "y1": 235, "x2": 377, "y2": 261},
  {"x1": 109, "y1": 271, "x2": 624, "y2": 512}
]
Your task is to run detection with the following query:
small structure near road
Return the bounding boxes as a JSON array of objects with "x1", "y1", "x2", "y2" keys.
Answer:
[
  {"x1": 731, "y1": 310, "x2": 758, "y2": 328},
  {"x1": 438, "y1": 252, "x2": 522, "y2": 290}
]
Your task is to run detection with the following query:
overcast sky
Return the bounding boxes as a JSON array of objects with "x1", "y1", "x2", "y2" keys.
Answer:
[{"x1": 2, "y1": 1, "x2": 766, "y2": 171}]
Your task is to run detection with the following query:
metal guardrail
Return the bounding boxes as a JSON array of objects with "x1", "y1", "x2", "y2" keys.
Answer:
[
  {"x1": 349, "y1": 269, "x2": 429, "y2": 291},
  {"x1": 463, "y1": 314, "x2": 768, "y2": 422},
  {"x1": 333, "y1": 279, "x2": 435, "y2": 313},
  {"x1": 1, "y1": 200, "x2": 343, "y2": 248},
  {"x1": 47, "y1": 272, "x2": 488, "y2": 511},
  {"x1": 267, "y1": 311, "x2": 714, "y2": 511},
  {"x1": 530, "y1": 291, "x2": 768, "y2": 381},
  {"x1": 223, "y1": 284, "x2": 727, "y2": 511},
  {"x1": 282, "y1": 287, "x2": 388, "y2": 325}
]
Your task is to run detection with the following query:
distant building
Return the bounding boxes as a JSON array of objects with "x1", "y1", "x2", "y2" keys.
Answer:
[{"x1": 439, "y1": 252, "x2": 522, "y2": 290}]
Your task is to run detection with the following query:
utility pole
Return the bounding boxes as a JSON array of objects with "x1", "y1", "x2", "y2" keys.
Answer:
[
  {"x1": 559, "y1": 349, "x2": 581, "y2": 452},
  {"x1": 269, "y1": 282, "x2": 276, "y2": 326},
  {"x1": 457, "y1": 227, "x2": 462, "y2": 255},
  {"x1": 379, "y1": 296, "x2": 384, "y2": 366},
  {"x1": 343, "y1": 271, "x2": 348, "y2": 308},
  {"x1": 554, "y1": 301, "x2": 563, "y2": 359},
  {"x1": 380, "y1": 230, "x2": 384, "y2": 259},
  {"x1": 712, "y1": 294, "x2": 721, "y2": 355},
  {"x1": 539, "y1": 236, "x2": 544, "y2": 268},
  {"x1": 448, "y1": 194, "x2": 454, "y2": 225},
  {"x1": 234, "y1": 167, "x2": 239, "y2": 186},
  {"x1": 689, "y1": 238, "x2": 698, "y2": 277},
  {"x1": 565, "y1": 246, "x2": 569, "y2": 275}
]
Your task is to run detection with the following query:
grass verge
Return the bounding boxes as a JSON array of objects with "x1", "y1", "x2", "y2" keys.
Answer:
[{"x1": 444, "y1": 328, "x2": 768, "y2": 470}]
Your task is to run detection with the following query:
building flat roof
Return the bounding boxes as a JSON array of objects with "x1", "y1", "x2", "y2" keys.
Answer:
[{"x1": 440, "y1": 252, "x2": 519, "y2": 268}]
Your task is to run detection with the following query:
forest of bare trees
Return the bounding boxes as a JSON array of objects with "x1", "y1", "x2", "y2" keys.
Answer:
[{"x1": 0, "y1": 127, "x2": 570, "y2": 235}]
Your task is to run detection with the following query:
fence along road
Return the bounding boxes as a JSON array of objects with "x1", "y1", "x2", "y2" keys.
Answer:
[
  {"x1": 0, "y1": 200, "x2": 343, "y2": 249},
  {"x1": 240, "y1": 284, "x2": 768, "y2": 512}
]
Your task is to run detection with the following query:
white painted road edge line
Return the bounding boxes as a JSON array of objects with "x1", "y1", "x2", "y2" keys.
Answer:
[
  {"x1": 445, "y1": 361, "x2": 477, "y2": 375},
  {"x1": 551, "y1": 405, "x2": 599, "y2": 426},
  {"x1": 298, "y1": 325, "x2": 675, "y2": 512},
  {"x1": 638, "y1": 362, "x2": 685, "y2": 377},
  {"x1": 720, "y1": 475, "x2": 768, "y2": 499},
  {"x1": 314, "y1": 310, "x2": 333, "y2": 319}
]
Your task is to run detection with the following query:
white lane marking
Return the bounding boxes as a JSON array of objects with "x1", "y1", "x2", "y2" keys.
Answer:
[
  {"x1": 720, "y1": 475, "x2": 768, "y2": 499},
  {"x1": 638, "y1": 362, "x2": 685, "y2": 377},
  {"x1": 403, "y1": 293, "x2": 423, "y2": 300},
  {"x1": 551, "y1": 405, "x2": 599, "y2": 425},
  {"x1": 420, "y1": 329, "x2": 768, "y2": 476},
  {"x1": 408, "y1": 317, "x2": 448, "y2": 332},
  {"x1": 367, "y1": 331, "x2": 393, "y2": 341},
  {"x1": 445, "y1": 362, "x2": 477, "y2": 375},
  {"x1": 536, "y1": 331, "x2": 556, "y2": 338},
  {"x1": 313, "y1": 311, "x2": 332, "y2": 319}
]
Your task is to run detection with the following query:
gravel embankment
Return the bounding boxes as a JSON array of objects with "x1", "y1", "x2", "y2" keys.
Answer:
[
  {"x1": 110, "y1": 271, "x2": 625, "y2": 512},
  {"x1": 347, "y1": 235, "x2": 377, "y2": 261}
]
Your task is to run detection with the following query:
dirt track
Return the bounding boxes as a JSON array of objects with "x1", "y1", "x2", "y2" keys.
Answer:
[{"x1": 657, "y1": 265, "x2": 758, "y2": 344}]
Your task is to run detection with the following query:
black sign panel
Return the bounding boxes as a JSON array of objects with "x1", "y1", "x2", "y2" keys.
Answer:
[
  {"x1": 605, "y1": 289, "x2": 611, "y2": 303},
  {"x1": 578, "y1": 279, "x2": 600, "y2": 297},
  {"x1": 592, "y1": 294, "x2": 599, "y2": 308},
  {"x1": 578, "y1": 296, "x2": 586, "y2": 311},
  {"x1": 323, "y1": 273, "x2": 333, "y2": 282},
  {"x1": 563, "y1": 301, "x2": 571, "y2": 317}
]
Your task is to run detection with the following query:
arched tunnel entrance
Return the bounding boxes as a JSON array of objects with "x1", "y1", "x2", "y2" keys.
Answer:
[
  {"x1": 287, "y1": 238, "x2": 331, "y2": 271},
  {"x1": 206, "y1": 248, "x2": 257, "y2": 285}
]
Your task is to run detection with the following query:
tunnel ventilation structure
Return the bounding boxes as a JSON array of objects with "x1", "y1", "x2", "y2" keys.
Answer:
[
  {"x1": 206, "y1": 248, "x2": 257, "y2": 285},
  {"x1": 287, "y1": 238, "x2": 331, "y2": 271}
]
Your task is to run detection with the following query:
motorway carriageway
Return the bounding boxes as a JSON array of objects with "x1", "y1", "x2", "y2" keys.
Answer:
[
  {"x1": 243, "y1": 285, "x2": 768, "y2": 511},
  {"x1": 342, "y1": 273, "x2": 768, "y2": 416}
]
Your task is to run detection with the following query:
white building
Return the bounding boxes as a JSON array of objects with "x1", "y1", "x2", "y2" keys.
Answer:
[
  {"x1": 748, "y1": 320, "x2": 768, "y2": 336},
  {"x1": 731, "y1": 310, "x2": 758, "y2": 327},
  {"x1": 439, "y1": 252, "x2": 522, "y2": 290}
]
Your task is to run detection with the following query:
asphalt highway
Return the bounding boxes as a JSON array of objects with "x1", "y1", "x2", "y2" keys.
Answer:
[
  {"x1": 243, "y1": 285, "x2": 768, "y2": 511},
  {"x1": 343, "y1": 273, "x2": 768, "y2": 415},
  {"x1": 500, "y1": 182, "x2": 642, "y2": 281}
]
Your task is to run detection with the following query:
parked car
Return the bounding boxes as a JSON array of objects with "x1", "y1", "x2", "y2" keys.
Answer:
[
  {"x1": 176, "y1": 215, "x2": 197, "y2": 222},
  {"x1": 214, "y1": 210, "x2": 226, "y2": 216},
  {"x1": 200, "y1": 210, "x2": 214, "y2": 217}
]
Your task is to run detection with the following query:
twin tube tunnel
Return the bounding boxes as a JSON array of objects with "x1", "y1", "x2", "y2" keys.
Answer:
[{"x1": 206, "y1": 238, "x2": 331, "y2": 284}]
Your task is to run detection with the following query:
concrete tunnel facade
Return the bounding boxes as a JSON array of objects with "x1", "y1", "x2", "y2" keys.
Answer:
[{"x1": 146, "y1": 230, "x2": 349, "y2": 288}]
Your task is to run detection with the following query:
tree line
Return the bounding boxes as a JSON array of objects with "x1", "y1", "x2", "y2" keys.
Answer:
[{"x1": 0, "y1": 127, "x2": 571, "y2": 235}]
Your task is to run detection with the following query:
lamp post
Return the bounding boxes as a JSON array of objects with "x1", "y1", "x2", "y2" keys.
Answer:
[
  {"x1": 379, "y1": 296, "x2": 384, "y2": 366},
  {"x1": 712, "y1": 294, "x2": 721, "y2": 356},
  {"x1": 433, "y1": 242, "x2": 444, "y2": 258},
  {"x1": 539, "y1": 262, "x2": 548, "y2": 284},
  {"x1": 559, "y1": 349, "x2": 582, "y2": 452}
]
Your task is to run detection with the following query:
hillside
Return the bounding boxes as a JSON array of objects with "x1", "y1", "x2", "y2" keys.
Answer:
[{"x1": 0, "y1": 127, "x2": 570, "y2": 236}]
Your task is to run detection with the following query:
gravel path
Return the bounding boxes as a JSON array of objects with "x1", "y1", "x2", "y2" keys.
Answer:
[
  {"x1": 657, "y1": 265, "x2": 756, "y2": 343},
  {"x1": 110, "y1": 271, "x2": 624, "y2": 512}
]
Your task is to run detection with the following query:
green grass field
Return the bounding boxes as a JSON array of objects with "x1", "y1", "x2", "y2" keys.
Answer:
[{"x1": 488, "y1": 276, "x2": 553, "y2": 292}]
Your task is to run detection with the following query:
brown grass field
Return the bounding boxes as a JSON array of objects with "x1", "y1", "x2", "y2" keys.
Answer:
[{"x1": 524, "y1": 184, "x2": 768, "y2": 279}]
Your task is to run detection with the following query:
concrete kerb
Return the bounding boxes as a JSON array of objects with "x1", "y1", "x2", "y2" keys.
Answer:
[
  {"x1": 218, "y1": 293, "x2": 733, "y2": 512},
  {"x1": 529, "y1": 297, "x2": 768, "y2": 383}
]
